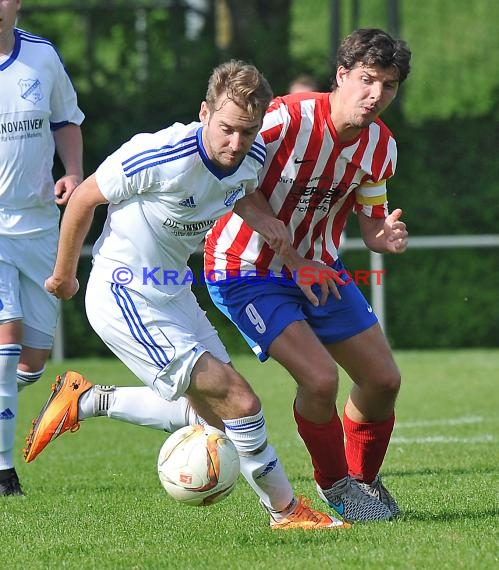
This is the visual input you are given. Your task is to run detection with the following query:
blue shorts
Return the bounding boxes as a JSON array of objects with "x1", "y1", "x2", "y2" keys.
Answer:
[{"x1": 206, "y1": 258, "x2": 378, "y2": 362}]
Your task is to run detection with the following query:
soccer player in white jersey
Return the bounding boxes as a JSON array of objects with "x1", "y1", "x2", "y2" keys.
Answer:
[
  {"x1": 24, "y1": 60, "x2": 349, "y2": 530},
  {"x1": 203, "y1": 28, "x2": 412, "y2": 522},
  {"x1": 0, "y1": 0, "x2": 84, "y2": 495}
]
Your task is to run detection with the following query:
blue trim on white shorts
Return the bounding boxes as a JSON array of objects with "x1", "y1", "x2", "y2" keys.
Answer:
[{"x1": 110, "y1": 283, "x2": 172, "y2": 367}]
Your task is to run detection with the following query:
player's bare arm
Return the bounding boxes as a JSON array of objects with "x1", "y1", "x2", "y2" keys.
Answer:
[
  {"x1": 359, "y1": 208, "x2": 408, "y2": 254},
  {"x1": 45, "y1": 174, "x2": 108, "y2": 300},
  {"x1": 233, "y1": 190, "x2": 290, "y2": 253},
  {"x1": 53, "y1": 123, "x2": 84, "y2": 205}
]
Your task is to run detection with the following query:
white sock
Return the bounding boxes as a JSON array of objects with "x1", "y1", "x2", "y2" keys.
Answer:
[
  {"x1": 0, "y1": 344, "x2": 22, "y2": 470},
  {"x1": 79, "y1": 385, "x2": 202, "y2": 432},
  {"x1": 223, "y1": 410, "x2": 295, "y2": 513},
  {"x1": 17, "y1": 367, "x2": 45, "y2": 392}
]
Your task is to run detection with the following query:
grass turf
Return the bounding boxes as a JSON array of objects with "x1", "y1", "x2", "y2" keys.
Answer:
[{"x1": 2, "y1": 350, "x2": 498, "y2": 569}]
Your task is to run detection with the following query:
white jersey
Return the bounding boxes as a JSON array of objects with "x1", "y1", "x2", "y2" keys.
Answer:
[
  {"x1": 0, "y1": 28, "x2": 84, "y2": 236},
  {"x1": 205, "y1": 92, "x2": 395, "y2": 277},
  {"x1": 92, "y1": 121, "x2": 266, "y2": 301}
]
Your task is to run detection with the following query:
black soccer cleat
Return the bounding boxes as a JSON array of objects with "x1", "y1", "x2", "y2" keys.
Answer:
[{"x1": 0, "y1": 468, "x2": 24, "y2": 496}]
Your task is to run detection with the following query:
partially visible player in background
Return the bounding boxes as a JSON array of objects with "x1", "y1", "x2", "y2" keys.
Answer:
[
  {"x1": 288, "y1": 73, "x2": 319, "y2": 94},
  {"x1": 0, "y1": 0, "x2": 84, "y2": 495},
  {"x1": 204, "y1": 28, "x2": 411, "y2": 522},
  {"x1": 25, "y1": 59, "x2": 349, "y2": 530}
]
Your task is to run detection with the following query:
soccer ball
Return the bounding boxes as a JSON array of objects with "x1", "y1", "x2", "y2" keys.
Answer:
[{"x1": 157, "y1": 424, "x2": 240, "y2": 507}]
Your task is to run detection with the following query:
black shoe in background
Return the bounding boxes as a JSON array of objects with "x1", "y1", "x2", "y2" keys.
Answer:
[{"x1": 0, "y1": 467, "x2": 24, "y2": 496}]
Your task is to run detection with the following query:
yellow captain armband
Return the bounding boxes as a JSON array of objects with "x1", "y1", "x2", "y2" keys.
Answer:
[{"x1": 356, "y1": 180, "x2": 387, "y2": 206}]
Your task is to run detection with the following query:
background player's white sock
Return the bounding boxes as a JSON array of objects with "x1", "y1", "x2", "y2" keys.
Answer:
[
  {"x1": 223, "y1": 410, "x2": 296, "y2": 515},
  {"x1": 79, "y1": 385, "x2": 202, "y2": 432},
  {"x1": 17, "y1": 367, "x2": 45, "y2": 392},
  {"x1": 0, "y1": 344, "x2": 22, "y2": 470}
]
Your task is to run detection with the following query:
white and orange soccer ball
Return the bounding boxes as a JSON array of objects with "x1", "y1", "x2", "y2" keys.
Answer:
[{"x1": 157, "y1": 424, "x2": 240, "y2": 506}]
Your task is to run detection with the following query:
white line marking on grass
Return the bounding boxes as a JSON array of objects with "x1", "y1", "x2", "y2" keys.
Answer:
[
  {"x1": 395, "y1": 416, "x2": 484, "y2": 429},
  {"x1": 391, "y1": 435, "x2": 494, "y2": 444}
]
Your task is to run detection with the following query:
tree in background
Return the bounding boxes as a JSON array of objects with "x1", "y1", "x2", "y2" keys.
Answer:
[
  {"x1": 219, "y1": 0, "x2": 292, "y2": 93},
  {"x1": 15, "y1": 1, "x2": 499, "y2": 353}
]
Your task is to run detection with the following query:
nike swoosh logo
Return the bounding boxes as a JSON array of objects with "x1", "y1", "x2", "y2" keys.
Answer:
[
  {"x1": 51, "y1": 410, "x2": 70, "y2": 441},
  {"x1": 294, "y1": 158, "x2": 313, "y2": 164},
  {"x1": 329, "y1": 500, "x2": 345, "y2": 515}
]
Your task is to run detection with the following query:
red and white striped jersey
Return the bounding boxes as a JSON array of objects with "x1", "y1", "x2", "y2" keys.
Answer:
[{"x1": 205, "y1": 92, "x2": 396, "y2": 277}]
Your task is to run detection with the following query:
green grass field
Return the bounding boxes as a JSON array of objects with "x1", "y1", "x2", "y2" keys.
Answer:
[{"x1": 2, "y1": 350, "x2": 498, "y2": 569}]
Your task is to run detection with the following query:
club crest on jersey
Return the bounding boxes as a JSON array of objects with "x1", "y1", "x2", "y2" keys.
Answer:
[
  {"x1": 224, "y1": 184, "x2": 244, "y2": 207},
  {"x1": 19, "y1": 79, "x2": 43, "y2": 104}
]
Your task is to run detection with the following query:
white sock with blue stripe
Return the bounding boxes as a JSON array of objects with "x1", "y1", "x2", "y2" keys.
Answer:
[
  {"x1": 17, "y1": 367, "x2": 45, "y2": 392},
  {"x1": 78, "y1": 385, "x2": 202, "y2": 432},
  {"x1": 0, "y1": 344, "x2": 22, "y2": 470},
  {"x1": 223, "y1": 410, "x2": 296, "y2": 514}
]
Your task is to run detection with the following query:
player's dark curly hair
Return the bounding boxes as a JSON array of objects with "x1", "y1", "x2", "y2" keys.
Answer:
[
  {"x1": 331, "y1": 28, "x2": 411, "y2": 89},
  {"x1": 205, "y1": 60, "x2": 273, "y2": 121}
]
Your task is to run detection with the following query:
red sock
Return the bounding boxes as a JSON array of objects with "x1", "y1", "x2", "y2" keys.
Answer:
[
  {"x1": 293, "y1": 403, "x2": 348, "y2": 489},
  {"x1": 343, "y1": 411, "x2": 395, "y2": 483}
]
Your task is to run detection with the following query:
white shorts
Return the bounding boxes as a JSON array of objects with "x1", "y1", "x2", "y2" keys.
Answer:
[
  {"x1": 85, "y1": 272, "x2": 230, "y2": 401},
  {"x1": 0, "y1": 229, "x2": 59, "y2": 347}
]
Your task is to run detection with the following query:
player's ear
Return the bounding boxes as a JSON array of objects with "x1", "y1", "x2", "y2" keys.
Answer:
[
  {"x1": 199, "y1": 101, "x2": 210, "y2": 125},
  {"x1": 336, "y1": 66, "x2": 348, "y2": 86}
]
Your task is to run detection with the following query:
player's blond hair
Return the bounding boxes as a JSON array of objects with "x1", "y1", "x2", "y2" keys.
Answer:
[{"x1": 205, "y1": 60, "x2": 273, "y2": 121}]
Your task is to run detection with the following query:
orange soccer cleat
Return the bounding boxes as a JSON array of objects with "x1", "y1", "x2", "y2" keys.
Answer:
[
  {"x1": 23, "y1": 371, "x2": 93, "y2": 463},
  {"x1": 269, "y1": 496, "x2": 351, "y2": 530}
]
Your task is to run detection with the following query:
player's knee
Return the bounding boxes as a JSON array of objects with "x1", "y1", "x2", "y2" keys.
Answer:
[
  {"x1": 235, "y1": 393, "x2": 261, "y2": 417},
  {"x1": 225, "y1": 371, "x2": 261, "y2": 416},
  {"x1": 225, "y1": 390, "x2": 261, "y2": 417},
  {"x1": 206, "y1": 364, "x2": 260, "y2": 417},
  {"x1": 376, "y1": 368, "x2": 401, "y2": 395},
  {"x1": 301, "y1": 374, "x2": 339, "y2": 404},
  {"x1": 299, "y1": 362, "x2": 339, "y2": 400}
]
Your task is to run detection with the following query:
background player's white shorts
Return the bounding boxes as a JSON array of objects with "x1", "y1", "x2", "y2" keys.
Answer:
[
  {"x1": 85, "y1": 272, "x2": 230, "y2": 401},
  {"x1": 0, "y1": 229, "x2": 59, "y2": 347}
]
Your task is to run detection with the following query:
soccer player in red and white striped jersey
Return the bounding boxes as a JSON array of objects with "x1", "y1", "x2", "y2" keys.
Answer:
[{"x1": 205, "y1": 28, "x2": 412, "y2": 522}]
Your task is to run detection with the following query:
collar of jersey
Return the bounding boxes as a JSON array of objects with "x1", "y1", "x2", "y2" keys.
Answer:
[
  {"x1": 0, "y1": 29, "x2": 21, "y2": 71},
  {"x1": 196, "y1": 126, "x2": 241, "y2": 180}
]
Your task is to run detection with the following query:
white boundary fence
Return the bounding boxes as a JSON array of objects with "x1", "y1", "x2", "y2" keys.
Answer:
[
  {"x1": 51, "y1": 234, "x2": 499, "y2": 361},
  {"x1": 340, "y1": 233, "x2": 499, "y2": 332}
]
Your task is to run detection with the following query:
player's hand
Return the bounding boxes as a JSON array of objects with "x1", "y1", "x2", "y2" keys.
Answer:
[
  {"x1": 377, "y1": 208, "x2": 408, "y2": 253},
  {"x1": 54, "y1": 174, "x2": 82, "y2": 206},
  {"x1": 259, "y1": 218, "x2": 290, "y2": 256},
  {"x1": 291, "y1": 258, "x2": 343, "y2": 307},
  {"x1": 45, "y1": 275, "x2": 80, "y2": 300}
]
